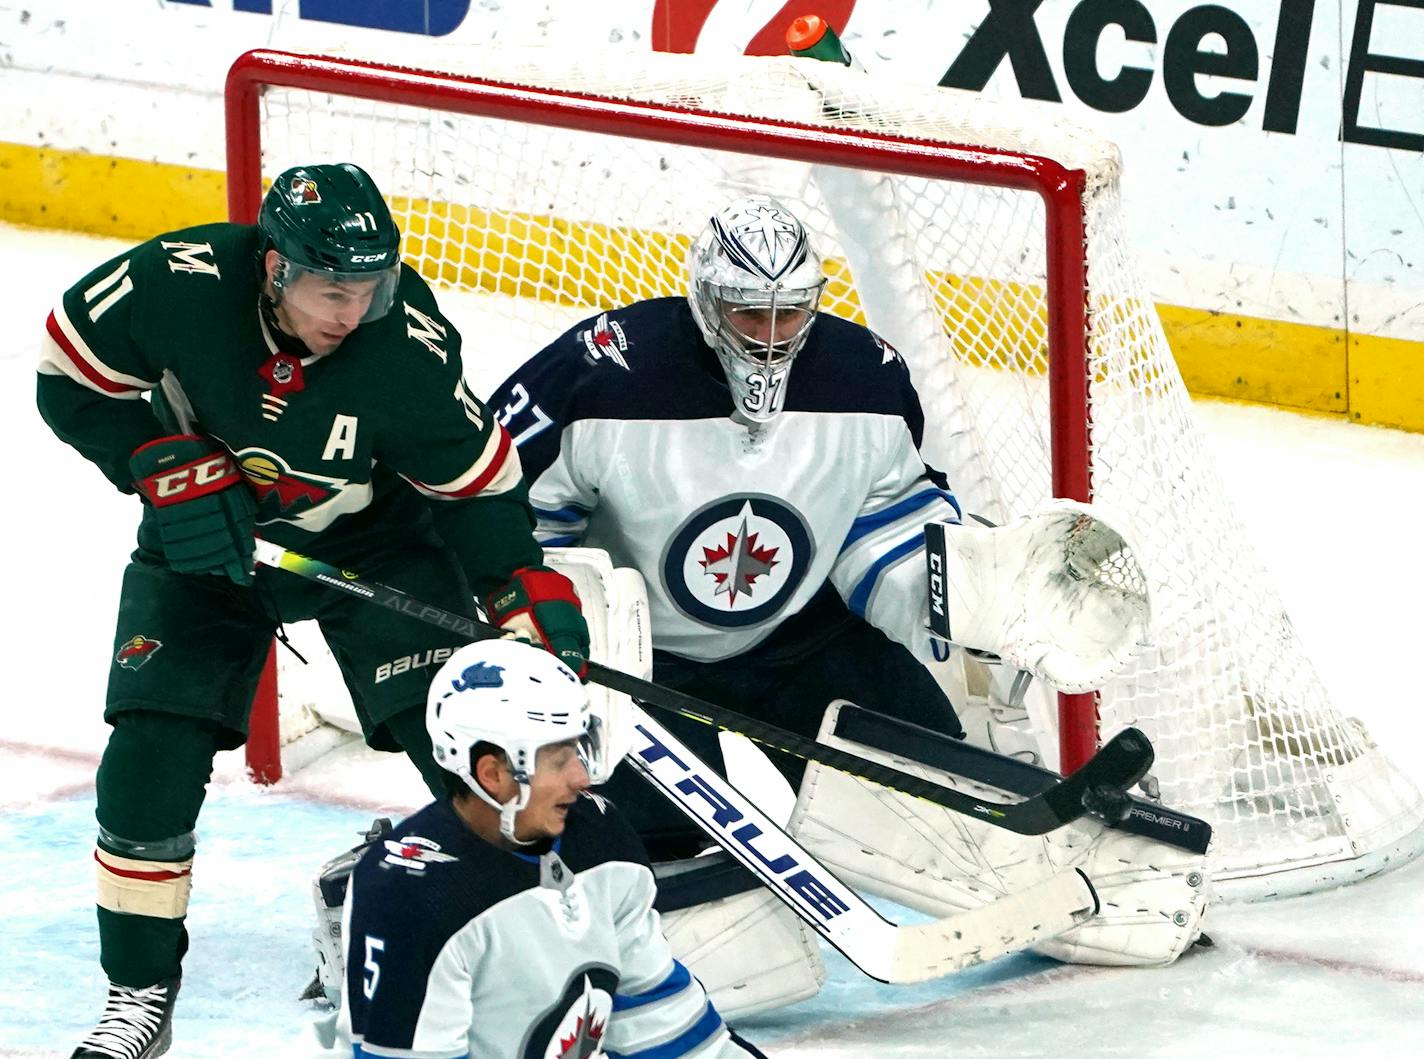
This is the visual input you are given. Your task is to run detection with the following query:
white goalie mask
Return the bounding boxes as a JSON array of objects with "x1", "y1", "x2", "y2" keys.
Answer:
[
  {"x1": 426, "y1": 639, "x2": 607, "y2": 846},
  {"x1": 688, "y1": 195, "x2": 826, "y2": 425}
]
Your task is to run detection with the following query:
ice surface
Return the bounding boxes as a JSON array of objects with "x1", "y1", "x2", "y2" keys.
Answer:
[{"x1": 3, "y1": 223, "x2": 1422, "y2": 1057}]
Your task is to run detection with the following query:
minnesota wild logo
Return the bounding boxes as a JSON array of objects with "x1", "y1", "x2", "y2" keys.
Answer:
[
  {"x1": 237, "y1": 448, "x2": 360, "y2": 532},
  {"x1": 116, "y1": 635, "x2": 162, "y2": 671}
]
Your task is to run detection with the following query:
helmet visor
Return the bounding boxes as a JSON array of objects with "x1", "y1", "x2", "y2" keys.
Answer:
[
  {"x1": 276, "y1": 259, "x2": 400, "y2": 326},
  {"x1": 575, "y1": 714, "x2": 611, "y2": 784}
]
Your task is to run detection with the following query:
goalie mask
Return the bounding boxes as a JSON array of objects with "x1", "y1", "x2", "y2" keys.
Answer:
[
  {"x1": 688, "y1": 195, "x2": 826, "y2": 425},
  {"x1": 426, "y1": 639, "x2": 608, "y2": 846},
  {"x1": 259, "y1": 163, "x2": 402, "y2": 326}
]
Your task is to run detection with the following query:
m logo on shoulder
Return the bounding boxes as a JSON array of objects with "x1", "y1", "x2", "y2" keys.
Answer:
[
  {"x1": 452, "y1": 662, "x2": 504, "y2": 692},
  {"x1": 160, "y1": 241, "x2": 220, "y2": 278}
]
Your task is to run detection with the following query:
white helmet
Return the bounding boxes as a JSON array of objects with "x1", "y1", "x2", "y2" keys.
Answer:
[
  {"x1": 426, "y1": 638, "x2": 606, "y2": 846},
  {"x1": 688, "y1": 195, "x2": 826, "y2": 425}
]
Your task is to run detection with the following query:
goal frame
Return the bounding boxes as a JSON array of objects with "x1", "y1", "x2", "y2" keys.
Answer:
[{"x1": 225, "y1": 47, "x2": 1101, "y2": 784}]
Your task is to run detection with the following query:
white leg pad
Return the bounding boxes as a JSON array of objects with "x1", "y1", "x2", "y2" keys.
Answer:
[
  {"x1": 787, "y1": 702, "x2": 1210, "y2": 967},
  {"x1": 660, "y1": 887, "x2": 825, "y2": 1019}
]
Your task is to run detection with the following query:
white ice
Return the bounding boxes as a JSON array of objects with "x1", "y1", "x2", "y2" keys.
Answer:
[{"x1": 2, "y1": 223, "x2": 1422, "y2": 1058}]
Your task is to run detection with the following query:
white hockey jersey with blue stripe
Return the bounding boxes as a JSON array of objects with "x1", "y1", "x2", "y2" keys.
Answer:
[
  {"x1": 489, "y1": 298, "x2": 960, "y2": 665},
  {"x1": 336, "y1": 795, "x2": 752, "y2": 1057}
]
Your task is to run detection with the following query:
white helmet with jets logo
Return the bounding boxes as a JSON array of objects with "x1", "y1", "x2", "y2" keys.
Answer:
[
  {"x1": 426, "y1": 638, "x2": 607, "y2": 846},
  {"x1": 688, "y1": 195, "x2": 826, "y2": 425}
]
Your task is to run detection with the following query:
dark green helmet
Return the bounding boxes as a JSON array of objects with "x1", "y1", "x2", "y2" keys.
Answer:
[
  {"x1": 259, "y1": 163, "x2": 402, "y2": 325},
  {"x1": 260, "y1": 163, "x2": 400, "y2": 273}
]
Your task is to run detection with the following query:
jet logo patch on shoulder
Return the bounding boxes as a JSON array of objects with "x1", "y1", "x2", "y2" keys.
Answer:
[
  {"x1": 577, "y1": 313, "x2": 630, "y2": 371},
  {"x1": 115, "y1": 635, "x2": 162, "y2": 671},
  {"x1": 381, "y1": 836, "x2": 458, "y2": 873}
]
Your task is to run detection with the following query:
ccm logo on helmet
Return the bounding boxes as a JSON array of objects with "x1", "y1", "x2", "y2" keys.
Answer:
[{"x1": 350, "y1": 252, "x2": 390, "y2": 263}]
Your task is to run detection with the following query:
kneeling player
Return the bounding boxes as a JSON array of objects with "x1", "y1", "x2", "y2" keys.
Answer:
[{"x1": 335, "y1": 638, "x2": 764, "y2": 1057}]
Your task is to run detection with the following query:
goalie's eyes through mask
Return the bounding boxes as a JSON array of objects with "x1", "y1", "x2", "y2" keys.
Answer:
[{"x1": 719, "y1": 302, "x2": 817, "y2": 365}]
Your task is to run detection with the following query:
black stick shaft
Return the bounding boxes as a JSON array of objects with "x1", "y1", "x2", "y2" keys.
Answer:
[{"x1": 256, "y1": 542, "x2": 1151, "y2": 835}]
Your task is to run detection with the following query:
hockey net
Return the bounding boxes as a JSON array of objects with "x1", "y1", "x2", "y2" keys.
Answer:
[{"x1": 227, "y1": 46, "x2": 1423, "y2": 899}]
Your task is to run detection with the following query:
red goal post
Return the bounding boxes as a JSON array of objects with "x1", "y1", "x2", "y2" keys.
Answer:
[{"x1": 225, "y1": 46, "x2": 1423, "y2": 899}]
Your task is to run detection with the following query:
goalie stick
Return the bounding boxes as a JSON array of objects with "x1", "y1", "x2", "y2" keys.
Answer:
[
  {"x1": 832, "y1": 705, "x2": 1213, "y2": 855},
  {"x1": 252, "y1": 540, "x2": 1154, "y2": 836}
]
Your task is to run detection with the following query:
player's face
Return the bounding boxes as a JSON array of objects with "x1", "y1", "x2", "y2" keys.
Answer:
[
  {"x1": 265, "y1": 251, "x2": 378, "y2": 355},
  {"x1": 514, "y1": 740, "x2": 592, "y2": 842}
]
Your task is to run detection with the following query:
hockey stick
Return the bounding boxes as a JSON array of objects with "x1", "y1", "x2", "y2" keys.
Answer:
[
  {"x1": 626, "y1": 702, "x2": 1099, "y2": 982},
  {"x1": 831, "y1": 705, "x2": 1213, "y2": 856},
  {"x1": 253, "y1": 540, "x2": 1153, "y2": 835}
]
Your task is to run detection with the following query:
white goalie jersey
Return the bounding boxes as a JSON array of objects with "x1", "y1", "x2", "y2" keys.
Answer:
[{"x1": 489, "y1": 296, "x2": 961, "y2": 664}]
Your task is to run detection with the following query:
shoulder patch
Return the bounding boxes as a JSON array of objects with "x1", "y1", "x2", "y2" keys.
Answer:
[
  {"x1": 871, "y1": 331, "x2": 904, "y2": 366},
  {"x1": 380, "y1": 835, "x2": 459, "y2": 873},
  {"x1": 576, "y1": 313, "x2": 630, "y2": 371}
]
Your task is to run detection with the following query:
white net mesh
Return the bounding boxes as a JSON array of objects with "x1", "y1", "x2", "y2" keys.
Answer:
[{"x1": 240, "y1": 47, "x2": 1423, "y2": 898}]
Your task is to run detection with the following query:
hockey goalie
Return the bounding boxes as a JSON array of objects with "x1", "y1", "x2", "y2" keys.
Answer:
[{"x1": 306, "y1": 194, "x2": 1210, "y2": 1017}]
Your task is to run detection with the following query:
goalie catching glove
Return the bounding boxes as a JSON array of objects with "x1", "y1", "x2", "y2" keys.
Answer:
[
  {"x1": 131, "y1": 434, "x2": 257, "y2": 586},
  {"x1": 484, "y1": 566, "x2": 591, "y2": 678},
  {"x1": 925, "y1": 499, "x2": 1150, "y2": 693}
]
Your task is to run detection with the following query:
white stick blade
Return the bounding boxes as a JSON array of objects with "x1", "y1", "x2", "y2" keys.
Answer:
[{"x1": 890, "y1": 868, "x2": 1098, "y2": 984}]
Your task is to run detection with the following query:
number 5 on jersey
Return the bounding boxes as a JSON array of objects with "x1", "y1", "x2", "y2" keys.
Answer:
[{"x1": 363, "y1": 936, "x2": 385, "y2": 1000}]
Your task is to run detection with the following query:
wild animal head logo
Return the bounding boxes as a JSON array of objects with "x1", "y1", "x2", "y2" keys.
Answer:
[{"x1": 289, "y1": 176, "x2": 322, "y2": 204}]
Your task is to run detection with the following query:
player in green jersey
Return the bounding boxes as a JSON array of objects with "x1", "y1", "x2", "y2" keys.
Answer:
[{"x1": 38, "y1": 163, "x2": 590, "y2": 1059}]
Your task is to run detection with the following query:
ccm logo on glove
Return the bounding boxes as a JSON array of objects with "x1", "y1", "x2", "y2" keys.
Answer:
[
  {"x1": 484, "y1": 567, "x2": 591, "y2": 679},
  {"x1": 138, "y1": 451, "x2": 243, "y2": 506},
  {"x1": 130, "y1": 435, "x2": 257, "y2": 586}
]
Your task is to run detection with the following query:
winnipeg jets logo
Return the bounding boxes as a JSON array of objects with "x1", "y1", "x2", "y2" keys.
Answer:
[
  {"x1": 577, "y1": 314, "x2": 629, "y2": 370},
  {"x1": 381, "y1": 835, "x2": 457, "y2": 873},
  {"x1": 699, "y1": 510, "x2": 779, "y2": 605},
  {"x1": 525, "y1": 970, "x2": 615, "y2": 1059},
  {"x1": 665, "y1": 496, "x2": 813, "y2": 628},
  {"x1": 452, "y1": 662, "x2": 504, "y2": 691}
]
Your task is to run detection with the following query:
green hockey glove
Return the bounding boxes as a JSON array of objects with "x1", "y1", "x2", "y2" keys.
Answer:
[
  {"x1": 131, "y1": 435, "x2": 257, "y2": 586},
  {"x1": 484, "y1": 567, "x2": 590, "y2": 679}
]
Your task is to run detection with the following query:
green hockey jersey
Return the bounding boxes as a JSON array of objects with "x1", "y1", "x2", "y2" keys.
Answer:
[{"x1": 37, "y1": 222, "x2": 540, "y2": 592}]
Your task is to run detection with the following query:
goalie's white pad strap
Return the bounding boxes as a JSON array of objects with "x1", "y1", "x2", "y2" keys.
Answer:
[
  {"x1": 788, "y1": 702, "x2": 1209, "y2": 967},
  {"x1": 925, "y1": 499, "x2": 1151, "y2": 693},
  {"x1": 660, "y1": 885, "x2": 825, "y2": 1019},
  {"x1": 95, "y1": 847, "x2": 193, "y2": 919}
]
